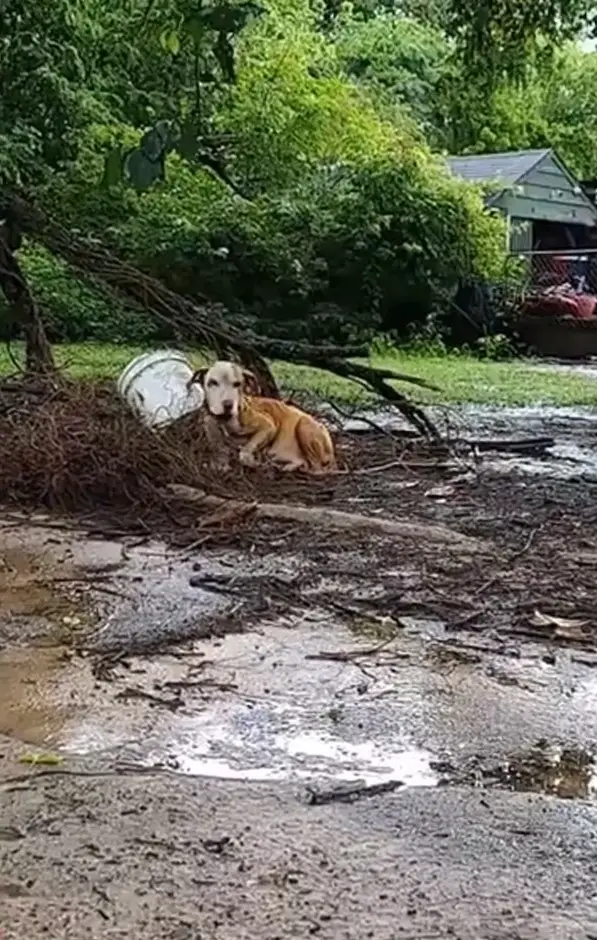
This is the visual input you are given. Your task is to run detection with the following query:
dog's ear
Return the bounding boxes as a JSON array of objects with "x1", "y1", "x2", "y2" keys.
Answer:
[
  {"x1": 242, "y1": 369, "x2": 260, "y2": 395},
  {"x1": 187, "y1": 366, "x2": 208, "y2": 390}
]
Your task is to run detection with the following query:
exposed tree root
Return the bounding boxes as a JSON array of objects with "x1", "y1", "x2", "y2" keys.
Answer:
[{"x1": 165, "y1": 482, "x2": 486, "y2": 552}]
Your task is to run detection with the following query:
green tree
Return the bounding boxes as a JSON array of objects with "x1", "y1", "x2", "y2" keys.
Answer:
[
  {"x1": 0, "y1": 0, "x2": 103, "y2": 186},
  {"x1": 332, "y1": 12, "x2": 451, "y2": 138},
  {"x1": 219, "y1": 3, "x2": 405, "y2": 195},
  {"x1": 0, "y1": 0, "x2": 511, "y2": 349},
  {"x1": 538, "y1": 45, "x2": 597, "y2": 178},
  {"x1": 445, "y1": 0, "x2": 592, "y2": 83}
]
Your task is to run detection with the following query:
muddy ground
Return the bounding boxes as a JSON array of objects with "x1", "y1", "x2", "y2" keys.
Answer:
[{"x1": 3, "y1": 403, "x2": 597, "y2": 938}]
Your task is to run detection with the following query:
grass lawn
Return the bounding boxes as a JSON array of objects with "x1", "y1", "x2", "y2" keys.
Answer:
[{"x1": 1, "y1": 342, "x2": 597, "y2": 407}]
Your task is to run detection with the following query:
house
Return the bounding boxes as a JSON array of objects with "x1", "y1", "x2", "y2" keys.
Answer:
[{"x1": 447, "y1": 148, "x2": 597, "y2": 253}]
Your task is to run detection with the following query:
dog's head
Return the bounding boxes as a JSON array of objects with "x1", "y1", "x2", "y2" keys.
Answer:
[{"x1": 188, "y1": 361, "x2": 259, "y2": 423}]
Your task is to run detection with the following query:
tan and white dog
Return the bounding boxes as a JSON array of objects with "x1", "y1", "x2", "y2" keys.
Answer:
[{"x1": 188, "y1": 360, "x2": 337, "y2": 475}]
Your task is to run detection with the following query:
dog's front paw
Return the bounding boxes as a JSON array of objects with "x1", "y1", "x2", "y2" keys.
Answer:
[{"x1": 239, "y1": 449, "x2": 258, "y2": 468}]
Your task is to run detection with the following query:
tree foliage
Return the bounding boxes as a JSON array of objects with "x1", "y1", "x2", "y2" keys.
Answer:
[
  {"x1": 332, "y1": 13, "x2": 450, "y2": 137},
  {"x1": 7, "y1": 0, "x2": 597, "y2": 349},
  {"x1": 0, "y1": 0, "x2": 100, "y2": 186},
  {"x1": 446, "y1": 0, "x2": 592, "y2": 83}
]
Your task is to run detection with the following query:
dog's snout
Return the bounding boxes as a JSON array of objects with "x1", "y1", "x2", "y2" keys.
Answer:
[{"x1": 222, "y1": 400, "x2": 234, "y2": 414}]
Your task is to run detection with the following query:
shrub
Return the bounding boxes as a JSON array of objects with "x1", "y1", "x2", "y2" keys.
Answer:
[
  {"x1": 0, "y1": 243, "x2": 162, "y2": 344},
  {"x1": 28, "y1": 146, "x2": 507, "y2": 347}
]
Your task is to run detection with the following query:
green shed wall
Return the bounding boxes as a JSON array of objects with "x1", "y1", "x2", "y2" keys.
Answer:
[{"x1": 494, "y1": 153, "x2": 597, "y2": 227}]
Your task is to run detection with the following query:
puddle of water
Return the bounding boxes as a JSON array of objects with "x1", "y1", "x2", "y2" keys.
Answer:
[
  {"x1": 329, "y1": 401, "x2": 597, "y2": 481},
  {"x1": 435, "y1": 403, "x2": 597, "y2": 481},
  {"x1": 55, "y1": 692, "x2": 438, "y2": 786},
  {"x1": 279, "y1": 730, "x2": 436, "y2": 786},
  {"x1": 4, "y1": 499, "x2": 597, "y2": 799},
  {"x1": 4, "y1": 615, "x2": 597, "y2": 800},
  {"x1": 530, "y1": 360, "x2": 597, "y2": 382},
  {"x1": 483, "y1": 743, "x2": 597, "y2": 801},
  {"x1": 0, "y1": 519, "x2": 229, "y2": 655}
]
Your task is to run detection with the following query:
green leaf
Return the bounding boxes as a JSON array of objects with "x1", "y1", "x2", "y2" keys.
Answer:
[
  {"x1": 141, "y1": 0, "x2": 160, "y2": 26},
  {"x1": 100, "y1": 148, "x2": 124, "y2": 188},
  {"x1": 19, "y1": 752, "x2": 64, "y2": 766},
  {"x1": 124, "y1": 148, "x2": 164, "y2": 191},
  {"x1": 160, "y1": 28, "x2": 181, "y2": 55}
]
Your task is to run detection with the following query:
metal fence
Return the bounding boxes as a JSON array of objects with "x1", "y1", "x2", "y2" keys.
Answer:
[
  {"x1": 449, "y1": 249, "x2": 597, "y2": 341},
  {"x1": 516, "y1": 248, "x2": 597, "y2": 295}
]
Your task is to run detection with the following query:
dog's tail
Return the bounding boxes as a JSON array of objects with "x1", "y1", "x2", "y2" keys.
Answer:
[{"x1": 296, "y1": 417, "x2": 337, "y2": 474}]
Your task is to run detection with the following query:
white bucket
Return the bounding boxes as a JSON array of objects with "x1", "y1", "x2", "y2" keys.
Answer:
[{"x1": 117, "y1": 349, "x2": 205, "y2": 429}]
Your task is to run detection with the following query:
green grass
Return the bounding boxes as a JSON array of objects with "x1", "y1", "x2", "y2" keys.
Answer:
[{"x1": 2, "y1": 342, "x2": 597, "y2": 407}]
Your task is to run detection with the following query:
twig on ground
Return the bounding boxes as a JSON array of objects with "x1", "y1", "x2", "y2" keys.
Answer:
[
  {"x1": 464, "y1": 437, "x2": 554, "y2": 457},
  {"x1": 305, "y1": 637, "x2": 403, "y2": 663},
  {"x1": 472, "y1": 575, "x2": 502, "y2": 597},
  {"x1": 305, "y1": 779, "x2": 403, "y2": 805},
  {"x1": 510, "y1": 528, "x2": 537, "y2": 560},
  {"x1": 115, "y1": 687, "x2": 183, "y2": 710},
  {"x1": 156, "y1": 678, "x2": 238, "y2": 693},
  {"x1": 353, "y1": 459, "x2": 409, "y2": 476},
  {"x1": 0, "y1": 762, "x2": 188, "y2": 789},
  {"x1": 445, "y1": 609, "x2": 483, "y2": 631},
  {"x1": 328, "y1": 400, "x2": 415, "y2": 444}
]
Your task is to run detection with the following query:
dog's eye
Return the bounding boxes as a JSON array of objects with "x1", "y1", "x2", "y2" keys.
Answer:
[
  {"x1": 207, "y1": 378, "x2": 218, "y2": 387},
  {"x1": 233, "y1": 380, "x2": 242, "y2": 388}
]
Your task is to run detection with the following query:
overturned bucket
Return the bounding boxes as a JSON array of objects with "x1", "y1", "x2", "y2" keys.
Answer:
[{"x1": 117, "y1": 349, "x2": 205, "y2": 429}]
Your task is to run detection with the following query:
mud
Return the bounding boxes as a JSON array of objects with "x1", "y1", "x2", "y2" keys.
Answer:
[{"x1": 4, "y1": 404, "x2": 597, "y2": 938}]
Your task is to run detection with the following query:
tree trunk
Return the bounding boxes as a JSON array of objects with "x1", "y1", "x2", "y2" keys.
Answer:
[{"x1": 0, "y1": 218, "x2": 55, "y2": 376}]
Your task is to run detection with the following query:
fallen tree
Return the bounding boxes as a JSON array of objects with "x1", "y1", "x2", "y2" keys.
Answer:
[{"x1": 0, "y1": 192, "x2": 440, "y2": 438}]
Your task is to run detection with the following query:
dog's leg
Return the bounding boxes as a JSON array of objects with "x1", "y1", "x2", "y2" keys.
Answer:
[
  {"x1": 295, "y1": 416, "x2": 336, "y2": 474},
  {"x1": 239, "y1": 420, "x2": 277, "y2": 468},
  {"x1": 204, "y1": 416, "x2": 231, "y2": 472}
]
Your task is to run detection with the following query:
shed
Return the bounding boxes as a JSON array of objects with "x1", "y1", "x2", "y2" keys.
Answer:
[{"x1": 447, "y1": 149, "x2": 597, "y2": 251}]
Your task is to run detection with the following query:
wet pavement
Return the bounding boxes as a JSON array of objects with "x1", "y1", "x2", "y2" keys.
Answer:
[
  {"x1": 3, "y1": 403, "x2": 597, "y2": 937},
  {"x1": 341, "y1": 401, "x2": 597, "y2": 481},
  {"x1": 529, "y1": 356, "x2": 597, "y2": 382},
  {"x1": 2, "y1": 476, "x2": 597, "y2": 797},
  {"x1": 4, "y1": 599, "x2": 597, "y2": 798}
]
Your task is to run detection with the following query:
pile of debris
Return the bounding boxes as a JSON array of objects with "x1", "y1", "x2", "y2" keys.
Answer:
[{"x1": 0, "y1": 376, "x2": 215, "y2": 518}]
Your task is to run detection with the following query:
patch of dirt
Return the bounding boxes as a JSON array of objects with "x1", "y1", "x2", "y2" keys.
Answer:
[
  {"x1": 0, "y1": 645, "x2": 74, "y2": 746},
  {"x1": 0, "y1": 548, "x2": 74, "y2": 620},
  {"x1": 0, "y1": 544, "x2": 97, "y2": 647}
]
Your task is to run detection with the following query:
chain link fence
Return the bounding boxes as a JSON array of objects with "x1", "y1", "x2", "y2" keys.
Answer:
[
  {"x1": 517, "y1": 249, "x2": 597, "y2": 295},
  {"x1": 513, "y1": 250, "x2": 597, "y2": 356},
  {"x1": 447, "y1": 249, "x2": 597, "y2": 349}
]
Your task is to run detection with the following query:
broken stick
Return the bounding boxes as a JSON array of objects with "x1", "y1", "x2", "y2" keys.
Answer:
[{"x1": 164, "y1": 483, "x2": 486, "y2": 552}]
